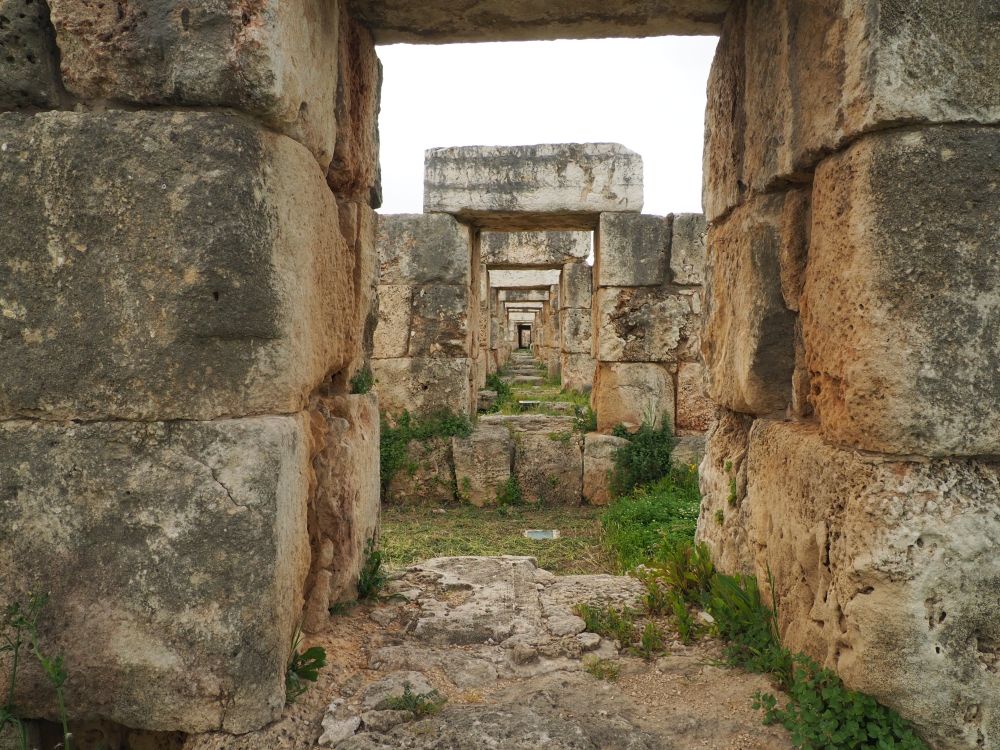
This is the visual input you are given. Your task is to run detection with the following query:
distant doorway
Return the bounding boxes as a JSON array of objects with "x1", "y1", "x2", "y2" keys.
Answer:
[{"x1": 517, "y1": 324, "x2": 532, "y2": 349}]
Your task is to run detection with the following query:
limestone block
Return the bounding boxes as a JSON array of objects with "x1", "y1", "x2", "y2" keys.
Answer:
[
  {"x1": 742, "y1": 420, "x2": 1000, "y2": 749},
  {"x1": 559, "y1": 309, "x2": 592, "y2": 354},
  {"x1": 0, "y1": 0, "x2": 65, "y2": 110},
  {"x1": 595, "y1": 287, "x2": 699, "y2": 364},
  {"x1": 0, "y1": 416, "x2": 311, "y2": 733},
  {"x1": 0, "y1": 111, "x2": 352, "y2": 421},
  {"x1": 672, "y1": 435, "x2": 707, "y2": 467},
  {"x1": 482, "y1": 231, "x2": 590, "y2": 266},
  {"x1": 48, "y1": 0, "x2": 340, "y2": 168},
  {"x1": 327, "y1": 2, "x2": 382, "y2": 203},
  {"x1": 560, "y1": 262, "x2": 593, "y2": 310},
  {"x1": 803, "y1": 127, "x2": 1000, "y2": 456},
  {"x1": 676, "y1": 361, "x2": 714, "y2": 433},
  {"x1": 409, "y1": 284, "x2": 470, "y2": 358},
  {"x1": 373, "y1": 284, "x2": 412, "y2": 359},
  {"x1": 424, "y1": 144, "x2": 643, "y2": 225},
  {"x1": 707, "y1": 0, "x2": 1000, "y2": 220},
  {"x1": 505, "y1": 416, "x2": 583, "y2": 505},
  {"x1": 351, "y1": 1, "x2": 729, "y2": 43},
  {"x1": 592, "y1": 363, "x2": 674, "y2": 433},
  {"x1": 595, "y1": 213, "x2": 669, "y2": 287},
  {"x1": 453, "y1": 424, "x2": 514, "y2": 507},
  {"x1": 372, "y1": 357, "x2": 474, "y2": 417},
  {"x1": 583, "y1": 433, "x2": 629, "y2": 506},
  {"x1": 669, "y1": 213, "x2": 707, "y2": 285},
  {"x1": 385, "y1": 437, "x2": 455, "y2": 505},
  {"x1": 303, "y1": 394, "x2": 381, "y2": 632},
  {"x1": 378, "y1": 214, "x2": 471, "y2": 286},
  {"x1": 701, "y1": 192, "x2": 798, "y2": 415},
  {"x1": 695, "y1": 409, "x2": 754, "y2": 577},
  {"x1": 560, "y1": 353, "x2": 596, "y2": 394}
]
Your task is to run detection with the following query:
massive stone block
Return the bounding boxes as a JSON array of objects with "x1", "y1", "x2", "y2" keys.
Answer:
[
  {"x1": 595, "y1": 287, "x2": 699, "y2": 364},
  {"x1": 560, "y1": 309, "x2": 592, "y2": 354},
  {"x1": 409, "y1": 284, "x2": 471, "y2": 358},
  {"x1": 372, "y1": 357, "x2": 474, "y2": 417},
  {"x1": 385, "y1": 437, "x2": 455, "y2": 505},
  {"x1": 560, "y1": 352, "x2": 596, "y2": 394},
  {"x1": 303, "y1": 394, "x2": 380, "y2": 632},
  {"x1": 706, "y1": 0, "x2": 1000, "y2": 220},
  {"x1": 0, "y1": 416, "x2": 311, "y2": 733},
  {"x1": 372, "y1": 284, "x2": 412, "y2": 359},
  {"x1": 482, "y1": 415, "x2": 582, "y2": 505},
  {"x1": 592, "y1": 362, "x2": 674, "y2": 433},
  {"x1": 481, "y1": 231, "x2": 589, "y2": 267},
  {"x1": 48, "y1": 0, "x2": 340, "y2": 168},
  {"x1": 0, "y1": 111, "x2": 352, "y2": 421},
  {"x1": 560, "y1": 262, "x2": 593, "y2": 310},
  {"x1": 351, "y1": 0, "x2": 729, "y2": 43},
  {"x1": 802, "y1": 126, "x2": 1000, "y2": 456},
  {"x1": 0, "y1": 0, "x2": 65, "y2": 110},
  {"x1": 453, "y1": 424, "x2": 514, "y2": 507},
  {"x1": 583, "y1": 432, "x2": 629, "y2": 506},
  {"x1": 739, "y1": 420, "x2": 1000, "y2": 750},
  {"x1": 424, "y1": 144, "x2": 643, "y2": 227},
  {"x1": 669, "y1": 213, "x2": 707, "y2": 285},
  {"x1": 378, "y1": 214, "x2": 471, "y2": 286},
  {"x1": 701, "y1": 192, "x2": 798, "y2": 415},
  {"x1": 595, "y1": 213, "x2": 669, "y2": 287},
  {"x1": 676, "y1": 361, "x2": 713, "y2": 433}
]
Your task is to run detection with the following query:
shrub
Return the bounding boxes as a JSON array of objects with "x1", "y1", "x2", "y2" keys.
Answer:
[
  {"x1": 349, "y1": 365, "x2": 374, "y2": 395},
  {"x1": 609, "y1": 418, "x2": 676, "y2": 497},
  {"x1": 574, "y1": 603, "x2": 636, "y2": 645},
  {"x1": 655, "y1": 541, "x2": 715, "y2": 606},
  {"x1": 583, "y1": 656, "x2": 620, "y2": 681},
  {"x1": 496, "y1": 476, "x2": 524, "y2": 506},
  {"x1": 635, "y1": 621, "x2": 665, "y2": 660},
  {"x1": 572, "y1": 404, "x2": 597, "y2": 433}
]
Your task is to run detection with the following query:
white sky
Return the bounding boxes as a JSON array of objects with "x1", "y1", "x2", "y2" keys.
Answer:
[{"x1": 376, "y1": 36, "x2": 719, "y2": 217}]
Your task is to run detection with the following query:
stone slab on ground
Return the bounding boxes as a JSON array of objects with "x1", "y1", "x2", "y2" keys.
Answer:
[
  {"x1": 0, "y1": 416, "x2": 311, "y2": 733},
  {"x1": 0, "y1": 110, "x2": 353, "y2": 422},
  {"x1": 452, "y1": 424, "x2": 514, "y2": 507},
  {"x1": 424, "y1": 143, "x2": 643, "y2": 227}
]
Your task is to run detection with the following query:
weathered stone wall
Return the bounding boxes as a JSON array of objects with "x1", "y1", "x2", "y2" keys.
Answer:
[
  {"x1": 0, "y1": 0, "x2": 382, "y2": 734},
  {"x1": 591, "y1": 213, "x2": 710, "y2": 434},
  {"x1": 697, "y1": 2, "x2": 1000, "y2": 746},
  {"x1": 560, "y1": 261, "x2": 597, "y2": 392}
]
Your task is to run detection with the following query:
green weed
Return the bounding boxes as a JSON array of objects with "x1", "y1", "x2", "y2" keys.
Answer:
[
  {"x1": 583, "y1": 656, "x2": 620, "y2": 681},
  {"x1": 635, "y1": 621, "x2": 665, "y2": 660},
  {"x1": 496, "y1": 476, "x2": 524, "y2": 507},
  {"x1": 380, "y1": 410, "x2": 472, "y2": 491},
  {"x1": 574, "y1": 603, "x2": 636, "y2": 645},
  {"x1": 381, "y1": 683, "x2": 447, "y2": 717},
  {"x1": 572, "y1": 404, "x2": 597, "y2": 433},
  {"x1": 285, "y1": 624, "x2": 327, "y2": 705},
  {"x1": 349, "y1": 365, "x2": 374, "y2": 395},
  {"x1": 485, "y1": 372, "x2": 515, "y2": 413},
  {"x1": 668, "y1": 590, "x2": 696, "y2": 645},
  {"x1": 609, "y1": 418, "x2": 676, "y2": 497},
  {"x1": 357, "y1": 538, "x2": 387, "y2": 600}
]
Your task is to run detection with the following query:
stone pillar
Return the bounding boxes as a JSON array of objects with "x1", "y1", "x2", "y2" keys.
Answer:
[
  {"x1": 0, "y1": 0, "x2": 382, "y2": 735},
  {"x1": 697, "y1": 2, "x2": 1000, "y2": 746},
  {"x1": 560, "y1": 261, "x2": 596, "y2": 393}
]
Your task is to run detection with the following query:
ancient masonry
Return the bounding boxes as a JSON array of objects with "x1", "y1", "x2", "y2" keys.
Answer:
[
  {"x1": 0, "y1": 1, "x2": 997, "y2": 748},
  {"x1": 372, "y1": 144, "x2": 710, "y2": 507}
]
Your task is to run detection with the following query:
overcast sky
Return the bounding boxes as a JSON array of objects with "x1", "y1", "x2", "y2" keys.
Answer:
[{"x1": 376, "y1": 36, "x2": 719, "y2": 217}]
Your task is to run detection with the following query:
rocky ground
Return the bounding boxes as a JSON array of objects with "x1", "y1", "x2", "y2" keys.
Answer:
[{"x1": 184, "y1": 557, "x2": 792, "y2": 750}]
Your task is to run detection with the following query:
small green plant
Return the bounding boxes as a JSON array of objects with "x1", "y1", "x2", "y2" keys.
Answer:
[
  {"x1": 548, "y1": 431, "x2": 572, "y2": 445},
  {"x1": 485, "y1": 372, "x2": 515, "y2": 413},
  {"x1": 380, "y1": 409, "x2": 473, "y2": 492},
  {"x1": 458, "y1": 476, "x2": 473, "y2": 503},
  {"x1": 382, "y1": 683, "x2": 447, "y2": 717},
  {"x1": 349, "y1": 365, "x2": 374, "y2": 395},
  {"x1": 715, "y1": 509, "x2": 725, "y2": 526},
  {"x1": 572, "y1": 405, "x2": 597, "y2": 433},
  {"x1": 2, "y1": 594, "x2": 71, "y2": 750},
  {"x1": 640, "y1": 574, "x2": 672, "y2": 617},
  {"x1": 496, "y1": 476, "x2": 524, "y2": 507},
  {"x1": 668, "y1": 590, "x2": 696, "y2": 645},
  {"x1": 635, "y1": 621, "x2": 665, "y2": 660},
  {"x1": 574, "y1": 603, "x2": 636, "y2": 645},
  {"x1": 708, "y1": 572, "x2": 790, "y2": 680},
  {"x1": 655, "y1": 542, "x2": 716, "y2": 606},
  {"x1": 609, "y1": 418, "x2": 676, "y2": 498},
  {"x1": 727, "y1": 478, "x2": 738, "y2": 508},
  {"x1": 285, "y1": 624, "x2": 327, "y2": 705},
  {"x1": 328, "y1": 600, "x2": 357, "y2": 616},
  {"x1": 583, "y1": 656, "x2": 620, "y2": 681},
  {"x1": 753, "y1": 657, "x2": 929, "y2": 749},
  {"x1": 357, "y1": 538, "x2": 386, "y2": 600}
]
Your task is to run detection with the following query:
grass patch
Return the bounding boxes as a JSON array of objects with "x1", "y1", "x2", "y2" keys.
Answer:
[
  {"x1": 583, "y1": 656, "x2": 620, "y2": 681},
  {"x1": 381, "y1": 683, "x2": 447, "y2": 717},
  {"x1": 574, "y1": 602, "x2": 637, "y2": 644},
  {"x1": 380, "y1": 505, "x2": 613, "y2": 575}
]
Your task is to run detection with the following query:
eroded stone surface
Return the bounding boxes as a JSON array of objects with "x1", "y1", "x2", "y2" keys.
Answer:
[
  {"x1": 592, "y1": 362, "x2": 674, "y2": 433},
  {"x1": 669, "y1": 213, "x2": 707, "y2": 285},
  {"x1": 453, "y1": 424, "x2": 514, "y2": 507},
  {"x1": 560, "y1": 353, "x2": 596, "y2": 394},
  {"x1": 559, "y1": 308, "x2": 592, "y2": 354},
  {"x1": 0, "y1": 0, "x2": 65, "y2": 110},
  {"x1": 560, "y1": 261, "x2": 593, "y2": 310},
  {"x1": 482, "y1": 231, "x2": 589, "y2": 266},
  {"x1": 802, "y1": 126, "x2": 1000, "y2": 456},
  {"x1": 676, "y1": 361, "x2": 714, "y2": 433},
  {"x1": 425, "y1": 144, "x2": 643, "y2": 227},
  {"x1": 596, "y1": 287, "x2": 699, "y2": 364},
  {"x1": 372, "y1": 357, "x2": 474, "y2": 417},
  {"x1": 378, "y1": 214, "x2": 471, "y2": 286},
  {"x1": 583, "y1": 432, "x2": 629, "y2": 505},
  {"x1": 596, "y1": 213, "x2": 668, "y2": 287},
  {"x1": 49, "y1": 0, "x2": 341, "y2": 168},
  {"x1": 384, "y1": 437, "x2": 455, "y2": 506},
  {"x1": 0, "y1": 416, "x2": 311, "y2": 733},
  {"x1": 0, "y1": 111, "x2": 352, "y2": 421},
  {"x1": 481, "y1": 415, "x2": 583, "y2": 505}
]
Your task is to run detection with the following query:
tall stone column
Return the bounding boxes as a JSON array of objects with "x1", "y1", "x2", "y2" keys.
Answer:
[
  {"x1": 559, "y1": 261, "x2": 597, "y2": 393},
  {"x1": 697, "y1": 1, "x2": 1000, "y2": 746}
]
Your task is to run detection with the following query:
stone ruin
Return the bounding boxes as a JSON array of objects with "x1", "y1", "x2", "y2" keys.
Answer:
[
  {"x1": 371, "y1": 143, "x2": 710, "y2": 507},
  {"x1": 0, "y1": 1, "x2": 997, "y2": 748}
]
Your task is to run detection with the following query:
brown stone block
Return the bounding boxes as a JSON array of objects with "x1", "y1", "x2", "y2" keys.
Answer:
[
  {"x1": 592, "y1": 362, "x2": 674, "y2": 433},
  {"x1": 803, "y1": 126, "x2": 1000, "y2": 456},
  {"x1": 0, "y1": 0, "x2": 66, "y2": 110},
  {"x1": 676, "y1": 361, "x2": 714, "y2": 433},
  {"x1": 595, "y1": 287, "x2": 699, "y2": 364},
  {"x1": 582, "y1": 432, "x2": 629, "y2": 506},
  {"x1": 372, "y1": 357, "x2": 474, "y2": 418},
  {"x1": 453, "y1": 424, "x2": 514, "y2": 507}
]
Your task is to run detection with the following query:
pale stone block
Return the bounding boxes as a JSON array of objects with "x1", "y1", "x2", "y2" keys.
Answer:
[
  {"x1": 701, "y1": 192, "x2": 798, "y2": 415},
  {"x1": 453, "y1": 424, "x2": 514, "y2": 507},
  {"x1": 372, "y1": 357, "x2": 474, "y2": 417},
  {"x1": 385, "y1": 437, "x2": 455, "y2": 505},
  {"x1": 0, "y1": 111, "x2": 353, "y2": 421},
  {"x1": 409, "y1": 284, "x2": 471, "y2": 358},
  {"x1": 483, "y1": 415, "x2": 582, "y2": 505},
  {"x1": 676, "y1": 361, "x2": 714, "y2": 433},
  {"x1": 482, "y1": 231, "x2": 590, "y2": 266},
  {"x1": 303, "y1": 394, "x2": 380, "y2": 632},
  {"x1": 378, "y1": 213, "x2": 471, "y2": 286},
  {"x1": 669, "y1": 213, "x2": 707, "y2": 285},
  {"x1": 736, "y1": 420, "x2": 1000, "y2": 749},
  {"x1": 560, "y1": 353, "x2": 596, "y2": 394},
  {"x1": 596, "y1": 213, "x2": 669, "y2": 287},
  {"x1": 425, "y1": 143, "x2": 643, "y2": 225},
  {"x1": 583, "y1": 432, "x2": 629, "y2": 505},
  {"x1": 373, "y1": 284, "x2": 412, "y2": 359},
  {"x1": 560, "y1": 309, "x2": 592, "y2": 354},
  {"x1": 49, "y1": 0, "x2": 341, "y2": 168},
  {"x1": 0, "y1": 416, "x2": 311, "y2": 733},
  {"x1": 595, "y1": 287, "x2": 699, "y2": 364},
  {"x1": 560, "y1": 262, "x2": 593, "y2": 310},
  {"x1": 803, "y1": 126, "x2": 1000, "y2": 455},
  {"x1": 592, "y1": 362, "x2": 674, "y2": 433}
]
